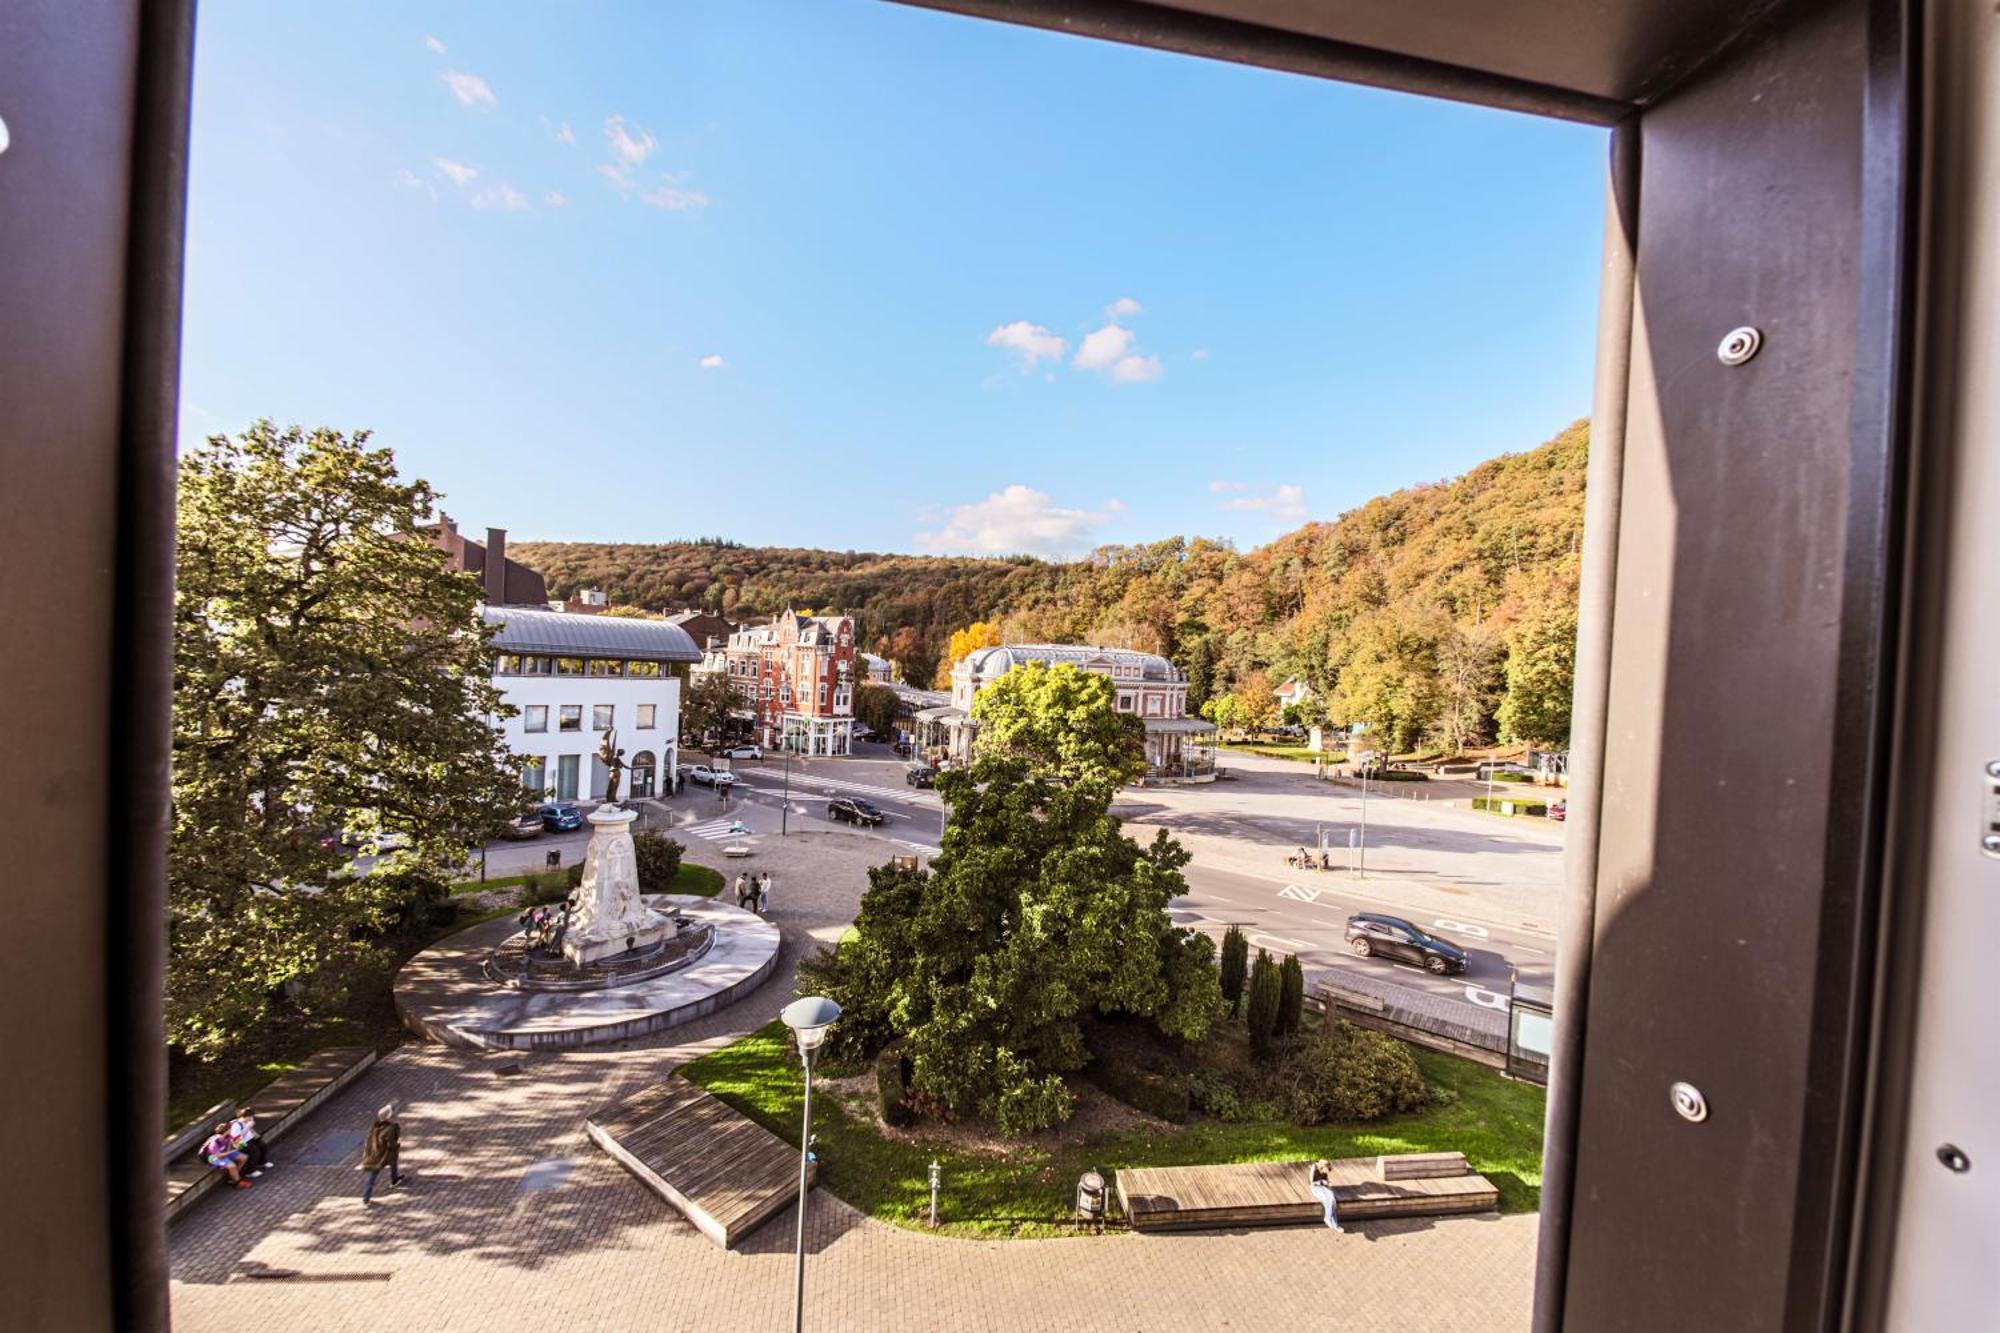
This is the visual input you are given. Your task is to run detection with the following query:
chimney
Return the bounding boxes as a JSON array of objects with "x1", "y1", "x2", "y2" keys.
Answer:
[
  {"x1": 485, "y1": 528, "x2": 508, "y2": 604},
  {"x1": 435, "y1": 512, "x2": 457, "y2": 553}
]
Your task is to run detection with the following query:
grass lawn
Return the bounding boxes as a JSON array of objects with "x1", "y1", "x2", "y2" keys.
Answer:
[
  {"x1": 672, "y1": 862, "x2": 725, "y2": 896},
  {"x1": 450, "y1": 871, "x2": 540, "y2": 896},
  {"x1": 680, "y1": 1021, "x2": 1545, "y2": 1239},
  {"x1": 1219, "y1": 742, "x2": 1334, "y2": 764}
]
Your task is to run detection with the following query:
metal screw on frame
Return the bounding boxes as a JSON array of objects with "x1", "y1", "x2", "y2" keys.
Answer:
[
  {"x1": 1938, "y1": 1144, "x2": 1971, "y2": 1174},
  {"x1": 1670, "y1": 1081, "x2": 1709, "y2": 1123},
  {"x1": 1717, "y1": 326, "x2": 1762, "y2": 366}
]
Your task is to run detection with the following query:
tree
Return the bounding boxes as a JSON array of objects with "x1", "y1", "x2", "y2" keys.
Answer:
[
  {"x1": 968, "y1": 661, "x2": 1147, "y2": 787},
  {"x1": 171, "y1": 422, "x2": 522, "y2": 1059},
  {"x1": 1233, "y1": 669, "x2": 1280, "y2": 737},
  {"x1": 1219, "y1": 925, "x2": 1250, "y2": 1018},
  {"x1": 1245, "y1": 949, "x2": 1282, "y2": 1061},
  {"x1": 933, "y1": 619, "x2": 1002, "y2": 687},
  {"x1": 1200, "y1": 694, "x2": 1243, "y2": 735},
  {"x1": 1496, "y1": 595, "x2": 1577, "y2": 747},
  {"x1": 1277, "y1": 954, "x2": 1305, "y2": 1036},
  {"x1": 598, "y1": 604, "x2": 660, "y2": 620},
  {"x1": 854, "y1": 682, "x2": 900, "y2": 739},
  {"x1": 794, "y1": 756, "x2": 1223, "y2": 1134},
  {"x1": 679, "y1": 671, "x2": 740, "y2": 748},
  {"x1": 1433, "y1": 621, "x2": 1501, "y2": 755}
]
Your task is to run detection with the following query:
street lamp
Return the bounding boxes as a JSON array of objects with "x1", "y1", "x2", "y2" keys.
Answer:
[{"x1": 782, "y1": 995, "x2": 841, "y2": 1333}]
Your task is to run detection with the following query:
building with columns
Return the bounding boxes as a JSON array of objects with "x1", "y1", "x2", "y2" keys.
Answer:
[{"x1": 723, "y1": 609, "x2": 859, "y2": 755}]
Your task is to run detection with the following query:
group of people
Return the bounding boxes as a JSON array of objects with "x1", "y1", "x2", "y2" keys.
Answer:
[
  {"x1": 1286, "y1": 845, "x2": 1333, "y2": 870},
  {"x1": 518, "y1": 900, "x2": 569, "y2": 952},
  {"x1": 732, "y1": 871, "x2": 772, "y2": 914},
  {"x1": 200, "y1": 1109, "x2": 272, "y2": 1189}
]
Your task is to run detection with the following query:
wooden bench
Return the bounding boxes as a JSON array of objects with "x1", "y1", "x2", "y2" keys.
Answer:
[
  {"x1": 163, "y1": 1046, "x2": 378, "y2": 1224},
  {"x1": 587, "y1": 1076, "x2": 813, "y2": 1248},
  {"x1": 1115, "y1": 1152, "x2": 1498, "y2": 1232}
]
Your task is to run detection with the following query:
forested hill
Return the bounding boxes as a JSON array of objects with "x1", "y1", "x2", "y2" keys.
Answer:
[{"x1": 512, "y1": 419, "x2": 1588, "y2": 752}]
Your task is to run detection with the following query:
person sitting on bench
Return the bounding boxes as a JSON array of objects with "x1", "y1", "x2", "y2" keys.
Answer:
[
  {"x1": 202, "y1": 1123, "x2": 255, "y2": 1189},
  {"x1": 1308, "y1": 1159, "x2": 1343, "y2": 1233}
]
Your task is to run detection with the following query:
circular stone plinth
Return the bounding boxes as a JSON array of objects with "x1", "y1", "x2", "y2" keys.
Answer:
[
  {"x1": 394, "y1": 896, "x2": 780, "y2": 1051},
  {"x1": 483, "y1": 923, "x2": 715, "y2": 992}
]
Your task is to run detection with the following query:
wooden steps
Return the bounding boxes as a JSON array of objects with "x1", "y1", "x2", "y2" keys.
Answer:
[
  {"x1": 164, "y1": 1046, "x2": 379, "y2": 1223},
  {"x1": 1116, "y1": 1153, "x2": 1498, "y2": 1232},
  {"x1": 586, "y1": 1076, "x2": 814, "y2": 1249}
]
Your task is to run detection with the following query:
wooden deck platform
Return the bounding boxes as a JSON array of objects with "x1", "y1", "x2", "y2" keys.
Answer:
[
  {"x1": 1116, "y1": 1152, "x2": 1498, "y2": 1232},
  {"x1": 586, "y1": 1076, "x2": 814, "y2": 1249},
  {"x1": 165, "y1": 1045, "x2": 379, "y2": 1223}
]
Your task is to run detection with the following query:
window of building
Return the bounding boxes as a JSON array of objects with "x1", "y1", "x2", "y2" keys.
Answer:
[
  {"x1": 627, "y1": 659, "x2": 660, "y2": 678},
  {"x1": 556, "y1": 657, "x2": 585, "y2": 676},
  {"x1": 834, "y1": 687, "x2": 851, "y2": 712},
  {"x1": 819, "y1": 683, "x2": 828, "y2": 706},
  {"x1": 637, "y1": 703, "x2": 656, "y2": 729},
  {"x1": 559, "y1": 705, "x2": 582, "y2": 732},
  {"x1": 524, "y1": 705, "x2": 548, "y2": 733},
  {"x1": 522, "y1": 756, "x2": 546, "y2": 794},
  {"x1": 588, "y1": 659, "x2": 624, "y2": 677},
  {"x1": 1118, "y1": 692, "x2": 1135, "y2": 712},
  {"x1": 593, "y1": 704, "x2": 614, "y2": 731},
  {"x1": 556, "y1": 754, "x2": 579, "y2": 801}
]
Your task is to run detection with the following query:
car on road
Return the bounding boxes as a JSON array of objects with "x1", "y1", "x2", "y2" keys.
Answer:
[
  {"x1": 719, "y1": 744, "x2": 762, "y2": 759},
  {"x1": 1343, "y1": 912, "x2": 1469, "y2": 976},
  {"x1": 1547, "y1": 799, "x2": 1567, "y2": 821},
  {"x1": 687, "y1": 764, "x2": 739, "y2": 788},
  {"x1": 501, "y1": 812, "x2": 544, "y2": 840},
  {"x1": 538, "y1": 801, "x2": 584, "y2": 832},
  {"x1": 828, "y1": 797, "x2": 885, "y2": 827},
  {"x1": 904, "y1": 763, "x2": 937, "y2": 788}
]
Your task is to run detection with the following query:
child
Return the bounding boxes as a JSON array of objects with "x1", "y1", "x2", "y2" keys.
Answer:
[
  {"x1": 229, "y1": 1107, "x2": 272, "y2": 1174},
  {"x1": 202, "y1": 1123, "x2": 254, "y2": 1188}
]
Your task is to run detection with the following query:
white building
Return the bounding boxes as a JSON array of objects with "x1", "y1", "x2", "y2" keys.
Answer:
[
  {"x1": 860, "y1": 651, "x2": 895, "y2": 683},
  {"x1": 944, "y1": 644, "x2": 1217, "y2": 780},
  {"x1": 484, "y1": 607, "x2": 703, "y2": 803}
]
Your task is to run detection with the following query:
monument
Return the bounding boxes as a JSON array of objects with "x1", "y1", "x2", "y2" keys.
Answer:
[{"x1": 561, "y1": 731, "x2": 678, "y2": 966}]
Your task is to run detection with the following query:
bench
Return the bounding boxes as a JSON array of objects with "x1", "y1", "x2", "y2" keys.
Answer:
[
  {"x1": 1115, "y1": 1152, "x2": 1499, "y2": 1232},
  {"x1": 163, "y1": 1045, "x2": 378, "y2": 1223}
]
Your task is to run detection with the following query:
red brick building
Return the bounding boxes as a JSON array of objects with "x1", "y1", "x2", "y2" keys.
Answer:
[{"x1": 723, "y1": 609, "x2": 858, "y2": 754}]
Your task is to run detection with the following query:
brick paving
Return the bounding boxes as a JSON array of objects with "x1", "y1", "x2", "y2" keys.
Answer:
[{"x1": 170, "y1": 829, "x2": 1538, "y2": 1332}]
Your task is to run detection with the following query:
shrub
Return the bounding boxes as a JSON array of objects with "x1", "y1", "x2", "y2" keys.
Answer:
[
  {"x1": 1085, "y1": 1051, "x2": 1191, "y2": 1123},
  {"x1": 1186, "y1": 1066, "x2": 1252, "y2": 1122},
  {"x1": 632, "y1": 832, "x2": 685, "y2": 894},
  {"x1": 372, "y1": 867, "x2": 452, "y2": 932},
  {"x1": 1472, "y1": 796, "x2": 1549, "y2": 816},
  {"x1": 1276, "y1": 954, "x2": 1305, "y2": 1037},
  {"x1": 1273, "y1": 1021, "x2": 1428, "y2": 1125},
  {"x1": 1491, "y1": 770, "x2": 1533, "y2": 783},
  {"x1": 1361, "y1": 768, "x2": 1428, "y2": 782},
  {"x1": 525, "y1": 870, "x2": 571, "y2": 905},
  {"x1": 1219, "y1": 926, "x2": 1249, "y2": 1018},
  {"x1": 1245, "y1": 950, "x2": 1282, "y2": 1062},
  {"x1": 565, "y1": 861, "x2": 586, "y2": 890},
  {"x1": 875, "y1": 1045, "x2": 916, "y2": 1128}
]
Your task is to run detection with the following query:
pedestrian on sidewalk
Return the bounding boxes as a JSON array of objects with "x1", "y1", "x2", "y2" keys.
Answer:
[
  {"x1": 757, "y1": 871, "x2": 771, "y2": 915},
  {"x1": 229, "y1": 1107, "x2": 272, "y2": 1174},
  {"x1": 733, "y1": 872, "x2": 750, "y2": 909},
  {"x1": 1308, "y1": 1159, "x2": 1343, "y2": 1233},
  {"x1": 202, "y1": 1123, "x2": 254, "y2": 1188},
  {"x1": 360, "y1": 1103, "x2": 406, "y2": 1204}
]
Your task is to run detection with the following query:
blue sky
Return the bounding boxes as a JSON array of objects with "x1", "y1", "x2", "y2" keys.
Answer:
[{"x1": 182, "y1": 1, "x2": 1607, "y2": 557}]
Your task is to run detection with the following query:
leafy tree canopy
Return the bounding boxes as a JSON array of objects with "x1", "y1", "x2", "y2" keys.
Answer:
[
  {"x1": 170, "y1": 422, "x2": 521, "y2": 1058},
  {"x1": 968, "y1": 661, "x2": 1146, "y2": 787}
]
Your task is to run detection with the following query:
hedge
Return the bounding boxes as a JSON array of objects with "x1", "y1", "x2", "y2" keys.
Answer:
[
  {"x1": 875, "y1": 1045, "x2": 916, "y2": 1128},
  {"x1": 1472, "y1": 796, "x2": 1550, "y2": 817},
  {"x1": 1490, "y1": 771, "x2": 1533, "y2": 783},
  {"x1": 1084, "y1": 1051, "x2": 1191, "y2": 1123},
  {"x1": 1359, "y1": 768, "x2": 1428, "y2": 782},
  {"x1": 1273, "y1": 1021, "x2": 1428, "y2": 1125}
]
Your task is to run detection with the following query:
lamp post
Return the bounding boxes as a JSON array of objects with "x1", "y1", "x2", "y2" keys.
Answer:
[{"x1": 782, "y1": 995, "x2": 841, "y2": 1333}]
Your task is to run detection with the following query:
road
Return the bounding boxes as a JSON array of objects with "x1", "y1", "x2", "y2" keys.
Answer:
[{"x1": 472, "y1": 746, "x2": 1561, "y2": 1039}]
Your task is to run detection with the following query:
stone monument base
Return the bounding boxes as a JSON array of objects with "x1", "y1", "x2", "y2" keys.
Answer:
[
  {"x1": 560, "y1": 803, "x2": 678, "y2": 967},
  {"x1": 563, "y1": 915, "x2": 677, "y2": 967}
]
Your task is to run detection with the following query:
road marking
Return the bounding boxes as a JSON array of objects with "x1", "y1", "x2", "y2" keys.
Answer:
[
  {"x1": 1432, "y1": 918, "x2": 1491, "y2": 939},
  {"x1": 1250, "y1": 932, "x2": 1312, "y2": 953},
  {"x1": 1464, "y1": 985, "x2": 1509, "y2": 1010},
  {"x1": 1277, "y1": 884, "x2": 1322, "y2": 903},
  {"x1": 685, "y1": 818, "x2": 754, "y2": 842}
]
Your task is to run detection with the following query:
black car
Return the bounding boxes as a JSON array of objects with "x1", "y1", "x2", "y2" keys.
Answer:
[
  {"x1": 904, "y1": 764, "x2": 936, "y2": 788},
  {"x1": 828, "y1": 797, "x2": 885, "y2": 827},
  {"x1": 1343, "y1": 912, "x2": 1469, "y2": 975}
]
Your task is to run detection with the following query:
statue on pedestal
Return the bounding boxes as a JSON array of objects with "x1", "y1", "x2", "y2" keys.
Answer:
[{"x1": 598, "y1": 729, "x2": 627, "y2": 807}]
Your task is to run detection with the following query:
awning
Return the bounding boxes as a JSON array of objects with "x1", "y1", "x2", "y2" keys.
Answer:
[
  {"x1": 1144, "y1": 717, "x2": 1219, "y2": 734},
  {"x1": 914, "y1": 705, "x2": 967, "y2": 723}
]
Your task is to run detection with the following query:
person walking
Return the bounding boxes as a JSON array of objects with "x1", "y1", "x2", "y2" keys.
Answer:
[
  {"x1": 733, "y1": 872, "x2": 750, "y2": 909},
  {"x1": 1308, "y1": 1159, "x2": 1343, "y2": 1233},
  {"x1": 202, "y1": 1123, "x2": 254, "y2": 1188},
  {"x1": 757, "y1": 871, "x2": 771, "y2": 915},
  {"x1": 360, "y1": 1103, "x2": 406, "y2": 1204},
  {"x1": 229, "y1": 1107, "x2": 272, "y2": 1174}
]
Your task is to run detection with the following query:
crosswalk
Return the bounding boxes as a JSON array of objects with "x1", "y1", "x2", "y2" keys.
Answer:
[
  {"x1": 683, "y1": 817, "x2": 755, "y2": 843},
  {"x1": 739, "y1": 771, "x2": 939, "y2": 808},
  {"x1": 893, "y1": 838, "x2": 942, "y2": 857}
]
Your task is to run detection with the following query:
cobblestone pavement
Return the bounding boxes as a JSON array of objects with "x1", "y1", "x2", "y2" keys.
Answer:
[{"x1": 170, "y1": 829, "x2": 1538, "y2": 1332}]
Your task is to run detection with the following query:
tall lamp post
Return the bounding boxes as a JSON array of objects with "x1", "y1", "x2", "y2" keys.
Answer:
[{"x1": 782, "y1": 995, "x2": 841, "y2": 1333}]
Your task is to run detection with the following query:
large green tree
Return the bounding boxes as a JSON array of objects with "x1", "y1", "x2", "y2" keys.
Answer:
[
  {"x1": 968, "y1": 661, "x2": 1146, "y2": 786},
  {"x1": 1495, "y1": 595, "x2": 1577, "y2": 746},
  {"x1": 679, "y1": 670, "x2": 740, "y2": 747},
  {"x1": 171, "y1": 422, "x2": 521, "y2": 1058},
  {"x1": 797, "y1": 756, "x2": 1223, "y2": 1134},
  {"x1": 853, "y1": 682, "x2": 900, "y2": 739}
]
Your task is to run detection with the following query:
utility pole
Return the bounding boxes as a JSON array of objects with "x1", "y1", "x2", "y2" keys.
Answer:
[
  {"x1": 1357, "y1": 767, "x2": 1369, "y2": 879},
  {"x1": 782, "y1": 751, "x2": 792, "y2": 836}
]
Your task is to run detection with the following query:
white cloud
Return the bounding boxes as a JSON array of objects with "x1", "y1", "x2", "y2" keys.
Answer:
[
  {"x1": 431, "y1": 156, "x2": 478, "y2": 185},
  {"x1": 986, "y1": 320, "x2": 1067, "y2": 370},
  {"x1": 542, "y1": 190, "x2": 568, "y2": 207},
  {"x1": 915, "y1": 485, "x2": 1126, "y2": 557},
  {"x1": 470, "y1": 182, "x2": 531, "y2": 212},
  {"x1": 603, "y1": 115, "x2": 657, "y2": 167},
  {"x1": 1106, "y1": 296, "x2": 1143, "y2": 318},
  {"x1": 396, "y1": 168, "x2": 437, "y2": 198},
  {"x1": 598, "y1": 162, "x2": 637, "y2": 195},
  {"x1": 1110, "y1": 354, "x2": 1163, "y2": 384},
  {"x1": 425, "y1": 35, "x2": 447, "y2": 55},
  {"x1": 440, "y1": 69, "x2": 497, "y2": 109},
  {"x1": 541, "y1": 116, "x2": 576, "y2": 145},
  {"x1": 1073, "y1": 322, "x2": 1135, "y2": 371},
  {"x1": 1191, "y1": 347, "x2": 1210, "y2": 360},
  {"x1": 699, "y1": 354, "x2": 726, "y2": 370},
  {"x1": 1216, "y1": 483, "x2": 1308, "y2": 524},
  {"x1": 640, "y1": 182, "x2": 710, "y2": 211},
  {"x1": 1207, "y1": 480, "x2": 1247, "y2": 494}
]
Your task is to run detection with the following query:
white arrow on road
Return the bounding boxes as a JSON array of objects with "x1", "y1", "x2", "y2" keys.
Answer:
[{"x1": 1432, "y1": 918, "x2": 1491, "y2": 939}]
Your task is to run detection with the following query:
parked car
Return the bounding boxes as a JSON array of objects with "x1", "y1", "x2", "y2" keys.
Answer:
[
  {"x1": 688, "y1": 764, "x2": 739, "y2": 788},
  {"x1": 539, "y1": 801, "x2": 583, "y2": 832},
  {"x1": 1343, "y1": 912, "x2": 1469, "y2": 976},
  {"x1": 502, "y1": 812, "x2": 544, "y2": 840},
  {"x1": 720, "y1": 744, "x2": 762, "y2": 759},
  {"x1": 905, "y1": 764, "x2": 937, "y2": 788},
  {"x1": 828, "y1": 797, "x2": 885, "y2": 827},
  {"x1": 1547, "y1": 799, "x2": 1567, "y2": 822}
]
